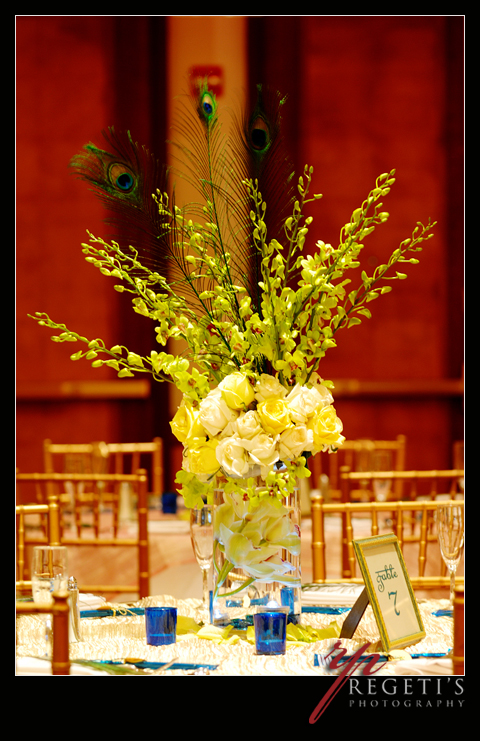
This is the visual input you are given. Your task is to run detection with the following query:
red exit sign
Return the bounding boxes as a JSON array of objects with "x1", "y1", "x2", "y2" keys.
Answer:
[{"x1": 190, "y1": 65, "x2": 224, "y2": 97}]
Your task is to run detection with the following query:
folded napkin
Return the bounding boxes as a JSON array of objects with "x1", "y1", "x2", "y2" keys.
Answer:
[
  {"x1": 393, "y1": 658, "x2": 453, "y2": 675},
  {"x1": 301, "y1": 583, "x2": 364, "y2": 606},
  {"x1": 78, "y1": 593, "x2": 107, "y2": 612}
]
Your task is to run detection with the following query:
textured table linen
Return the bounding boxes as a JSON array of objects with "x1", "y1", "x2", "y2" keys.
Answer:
[{"x1": 16, "y1": 594, "x2": 455, "y2": 676}]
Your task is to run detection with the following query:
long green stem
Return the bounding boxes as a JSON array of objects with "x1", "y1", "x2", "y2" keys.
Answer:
[
  {"x1": 213, "y1": 556, "x2": 257, "y2": 600},
  {"x1": 215, "y1": 576, "x2": 256, "y2": 600},
  {"x1": 213, "y1": 560, "x2": 235, "y2": 598}
]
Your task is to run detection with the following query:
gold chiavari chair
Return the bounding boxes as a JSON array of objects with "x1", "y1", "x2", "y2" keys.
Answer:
[
  {"x1": 43, "y1": 437, "x2": 164, "y2": 535},
  {"x1": 339, "y1": 467, "x2": 465, "y2": 556},
  {"x1": 453, "y1": 584, "x2": 464, "y2": 675},
  {"x1": 339, "y1": 467, "x2": 465, "y2": 504},
  {"x1": 16, "y1": 591, "x2": 70, "y2": 675},
  {"x1": 104, "y1": 438, "x2": 164, "y2": 516},
  {"x1": 16, "y1": 494, "x2": 61, "y2": 591},
  {"x1": 309, "y1": 435, "x2": 407, "y2": 502},
  {"x1": 16, "y1": 470, "x2": 150, "y2": 598},
  {"x1": 310, "y1": 495, "x2": 465, "y2": 589},
  {"x1": 43, "y1": 439, "x2": 111, "y2": 536},
  {"x1": 104, "y1": 438, "x2": 164, "y2": 496}
]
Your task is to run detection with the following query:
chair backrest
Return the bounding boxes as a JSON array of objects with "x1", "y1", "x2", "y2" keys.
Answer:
[
  {"x1": 43, "y1": 439, "x2": 109, "y2": 475},
  {"x1": 104, "y1": 438, "x2": 164, "y2": 496},
  {"x1": 16, "y1": 591, "x2": 70, "y2": 675},
  {"x1": 43, "y1": 437, "x2": 163, "y2": 496},
  {"x1": 310, "y1": 494, "x2": 464, "y2": 589},
  {"x1": 42, "y1": 438, "x2": 163, "y2": 536},
  {"x1": 309, "y1": 435, "x2": 407, "y2": 501},
  {"x1": 16, "y1": 494, "x2": 62, "y2": 588},
  {"x1": 340, "y1": 467, "x2": 464, "y2": 503},
  {"x1": 16, "y1": 470, "x2": 150, "y2": 598}
]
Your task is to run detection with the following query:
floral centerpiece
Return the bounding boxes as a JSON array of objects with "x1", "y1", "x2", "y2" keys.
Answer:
[{"x1": 30, "y1": 84, "x2": 434, "y2": 622}]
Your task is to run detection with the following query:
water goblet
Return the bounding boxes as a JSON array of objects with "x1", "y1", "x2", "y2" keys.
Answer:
[
  {"x1": 31, "y1": 546, "x2": 68, "y2": 656},
  {"x1": 190, "y1": 505, "x2": 213, "y2": 619},
  {"x1": 436, "y1": 503, "x2": 464, "y2": 604}
]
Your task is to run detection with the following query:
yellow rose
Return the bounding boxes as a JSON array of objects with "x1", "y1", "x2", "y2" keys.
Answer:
[
  {"x1": 219, "y1": 372, "x2": 255, "y2": 410},
  {"x1": 184, "y1": 438, "x2": 219, "y2": 478},
  {"x1": 256, "y1": 398, "x2": 293, "y2": 436},
  {"x1": 307, "y1": 405, "x2": 345, "y2": 449},
  {"x1": 170, "y1": 399, "x2": 206, "y2": 443}
]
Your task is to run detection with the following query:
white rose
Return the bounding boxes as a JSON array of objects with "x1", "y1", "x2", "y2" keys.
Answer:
[
  {"x1": 278, "y1": 424, "x2": 314, "y2": 460},
  {"x1": 235, "y1": 410, "x2": 263, "y2": 439},
  {"x1": 215, "y1": 436, "x2": 252, "y2": 478},
  {"x1": 308, "y1": 374, "x2": 335, "y2": 406},
  {"x1": 254, "y1": 373, "x2": 288, "y2": 403},
  {"x1": 286, "y1": 383, "x2": 331, "y2": 423},
  {"x1": 242, "y1": 432, "x2": 280, "y2": 473},
  {"x1": 199, "y1": 387, "x2": 238, "y2": 438}
]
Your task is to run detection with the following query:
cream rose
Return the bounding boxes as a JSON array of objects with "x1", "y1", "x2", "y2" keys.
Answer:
[
  {"x1": 170, "y1": 399, "x2": 206, "y2": 443},
  {"x1": 199, "y1": 387, "x2": 238, "y2": 438},
  {"x1": 235, "y1": 409, "x2": 263, "y2": 439},
  {"x1": 256, "y1": 398, "x2": 293, "y2": 436},
  {"x1": 254, "y1": 373, "x2": 288, "y2": 403},
  {"x1": 218, "y1": 372, "x2": 255, "y2": 410},
  {"x1": 308, "y1": 405, "x2": 345, "y2": 450},
  {"x1": 285, "y1": 383, "x2": 331, "y2": 423},
  {"x1": 242, "y1": 432, "x2": 280, "y2": 472},
  {"x1": 215, "y1": 436, "x2": 252, "y2": 478},
  {"x1": 309, "y1": 373, "x2": 335, "y2": 405},
  {"x1": 278, "y1": 424, "x2": 314, "y2": 460},
  {"x1": 183, "y1": 437, "x2": 219, "y2": 479}
]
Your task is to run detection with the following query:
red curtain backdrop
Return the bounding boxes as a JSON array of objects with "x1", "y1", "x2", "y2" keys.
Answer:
[{"x1": 16, "y1": 17, "x2": 463, "y2": 496}]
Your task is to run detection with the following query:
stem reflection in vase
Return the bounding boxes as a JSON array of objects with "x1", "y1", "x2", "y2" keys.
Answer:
[{"x1": 211, "y1": 475, "x2": 302, "y2": 627}]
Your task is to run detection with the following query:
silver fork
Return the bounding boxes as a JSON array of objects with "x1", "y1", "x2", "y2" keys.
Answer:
[{"x1": 315, "y1": 652, "x2": 342, "y2": 674}]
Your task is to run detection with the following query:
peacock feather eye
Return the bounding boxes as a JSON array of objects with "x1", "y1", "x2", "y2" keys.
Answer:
[
  {"x1": 199, "y1": 91, "x2": 216, "y2": 122},
  {"x1": 109, "y1": 164, "x2": 135, "y2": 192},
  {"x1": 250, "y1": 116, "x2": 270, "y2": 152}
]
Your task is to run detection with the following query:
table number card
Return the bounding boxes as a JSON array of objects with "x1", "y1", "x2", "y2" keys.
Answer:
[{"x1": 351, "y1": 533, "x2": 426, "y2": 652}]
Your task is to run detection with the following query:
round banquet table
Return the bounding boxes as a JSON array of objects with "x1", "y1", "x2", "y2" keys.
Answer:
[{"x1": 16, "y1": 594, "x2": 456, "y2": 676}]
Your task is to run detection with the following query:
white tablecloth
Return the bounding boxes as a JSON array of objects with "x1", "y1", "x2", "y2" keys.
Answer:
[{"x1": 16, "y1": 591, "x2": 455, "y2": 676}]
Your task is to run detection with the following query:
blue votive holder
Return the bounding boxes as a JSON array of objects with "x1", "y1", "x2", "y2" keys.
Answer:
[
  {"x1": 253, "y1": 608, "x2": 288, "y2": 655},
  {"x1": 162, "y1": 492, "x2": 177, "y2": 514},
  {"x1": 145, "y1": 606, "x2": 177, "y2": 646}
]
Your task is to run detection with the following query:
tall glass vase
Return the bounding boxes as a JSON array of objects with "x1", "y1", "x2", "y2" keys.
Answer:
[{"x1": 211, "y1": 476, "x2": 302, "y2": 627}]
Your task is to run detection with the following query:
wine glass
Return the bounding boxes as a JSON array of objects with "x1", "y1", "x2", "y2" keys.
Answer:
[
  {"x1": 31, "y1": 546, "x2": 68, "y2": 656},
  {"x1": 190, "y1": 505, "x2": 213, "y2": 620},
  {"x1": 436, "y1": 504, "x2": 464, "y2": 604}
]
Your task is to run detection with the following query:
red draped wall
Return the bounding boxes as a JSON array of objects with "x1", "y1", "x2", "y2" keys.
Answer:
[{"x1": 16, "y1": 17, "x2": 463, "y2": 498}]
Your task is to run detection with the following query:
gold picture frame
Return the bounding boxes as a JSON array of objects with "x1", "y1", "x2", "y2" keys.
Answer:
[{"x1": 353, "y1": 533, "x2": 426, "y2": 652}]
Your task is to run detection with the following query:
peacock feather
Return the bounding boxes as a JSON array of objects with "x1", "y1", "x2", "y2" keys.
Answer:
[
  {"x1": 33, "y1": 78, "x2": 435, "y2": 397},
  {"x1": 71, "y1": 85, "x2": 293, "y2": 318}
]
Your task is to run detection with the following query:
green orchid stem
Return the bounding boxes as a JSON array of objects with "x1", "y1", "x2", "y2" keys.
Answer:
[
  {"x1": 213, "y1": 558, "x2": 256, "y2": 601},
  {"x1": 214, "y1": 577, "x2": 257, "y2": 601},
  {"x1": 214, "y1": 561, "x2": 235, "y2": 593}
]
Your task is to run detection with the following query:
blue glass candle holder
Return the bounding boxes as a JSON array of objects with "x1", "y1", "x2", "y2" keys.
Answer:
[
  {"x1": 145, "y1": 606, "x2": 177, "y2": 646},
  {"x1": 162, "y1": 492, "x2": 177, "y2": 514},
  {"x1": 253, "y1": 609, "x2": 288, "y2": 655}
]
